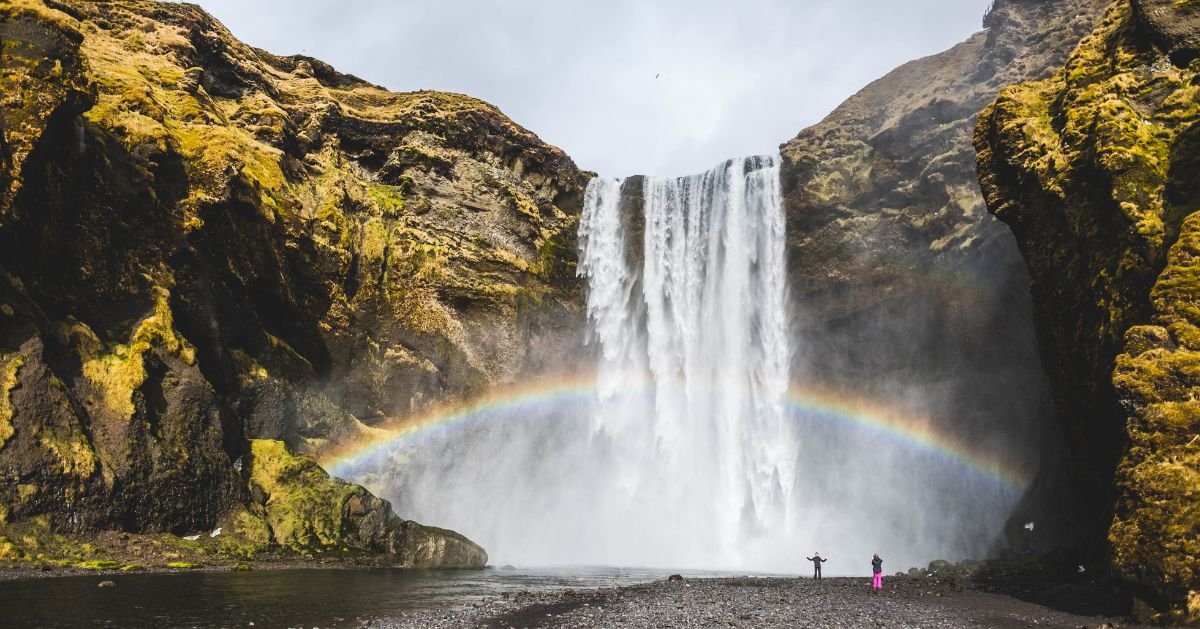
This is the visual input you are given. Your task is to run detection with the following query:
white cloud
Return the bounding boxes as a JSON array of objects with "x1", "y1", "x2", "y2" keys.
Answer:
[{"x1": 184, "y1": 0, "x2": 990, "y2": 176}]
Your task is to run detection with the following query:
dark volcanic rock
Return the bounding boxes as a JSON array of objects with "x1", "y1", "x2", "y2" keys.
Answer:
[
  {"x1": 976, "y1": 0, "x2": 1200, "y2": 621},
  {"x1": 1133, "y1": 0, "x2": 1200, "y2": 65}
]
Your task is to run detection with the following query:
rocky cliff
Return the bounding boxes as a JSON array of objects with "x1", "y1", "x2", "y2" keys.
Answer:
[
  {"x1": 779, "y1": 0, "x2": 1109, "y2": 552},
  {"x1": 976, "y1": 0, "x2": 1199, "y2": 620},
  {"x1": 0, "y1": 0, "x2": 586, "y2": 566}
]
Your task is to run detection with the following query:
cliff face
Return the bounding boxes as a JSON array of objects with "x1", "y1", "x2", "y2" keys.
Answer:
[
  {"x1": 976, "y1": 0, "x2": 1199, "y2": 620},
  {"x1": 0, "y1": 0, "x2": 585, "y2": 565},
  {"x1": 779, "y1": 0, "x2": 1109, "y2": 550}
]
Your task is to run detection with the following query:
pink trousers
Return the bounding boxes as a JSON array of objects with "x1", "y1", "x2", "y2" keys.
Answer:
[{"x1": 872, "y1": 573, "x2": 883, "y2": 589}]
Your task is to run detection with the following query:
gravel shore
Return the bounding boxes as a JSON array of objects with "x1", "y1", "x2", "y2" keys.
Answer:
[{"x1": 375, "y1": 575, "x2": 1145, "y2": 629}]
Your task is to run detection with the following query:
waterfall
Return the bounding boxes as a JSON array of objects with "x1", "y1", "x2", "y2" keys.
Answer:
[
  {"x1": 577, "y1": 155, "x2": 795, "y2": 565},
  {"x1": 344, "y1": 155, "x2": 1021, "y2": 572}
]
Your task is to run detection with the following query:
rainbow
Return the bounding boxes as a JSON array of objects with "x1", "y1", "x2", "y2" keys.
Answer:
[{"x1": 320, "y1": 374, "x2": 1031, "y2": 493}]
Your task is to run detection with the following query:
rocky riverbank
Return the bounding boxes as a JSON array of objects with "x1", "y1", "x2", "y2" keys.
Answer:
[{"x1": 374, "y1": 575, "x2": 1147, "y2": 629}]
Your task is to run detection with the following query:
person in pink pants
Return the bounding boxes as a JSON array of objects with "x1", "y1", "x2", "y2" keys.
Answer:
[{"x1": 871, "y1": 553, "x2": 883, "y2": 591}]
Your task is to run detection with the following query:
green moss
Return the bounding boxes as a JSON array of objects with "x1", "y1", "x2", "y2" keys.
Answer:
[
  {"x1": 365, "y1": 182, "x2": 406, "y2": 215},
  {"x1": 165, "y1": 561, "x2": 202, "y2": 569},
  {"x1": 0, "y1": 537, "x2": 17, "y2": 560},
  {"x1": 0, "y1": 516, "x2": 113, "y2": 567},
  {"x1": 246, "y1": 439, "x2": 363, "y2": 553},
  {"x1": 393, "y1": 142, "x2": 454, "y2": 175},
  {"x1": 1149, "y1": 214, "x2": 1200, "y2": 337},
  {"x1": 1, "y1": 0, "x2": 81, "y2": 33},
  {"x1": 359, "y1": 218, "x2": 391, "y2": 263},
  {"x1": 80, "y1": 287, "x2": 193, "y2": 421},
  {"x1": 78, "y1": 15, "x2": 289, "y2": 214},
  {"x1": 1112, "y1": 219, "x2": 1200, "y2": 602},
  {"x1": 75, "y1": 559, "x2": 123, "y2": 570},
  {"x1": 536, "y1": 228, "x2": 577, "y2": 281},
  {"x1": 216, "y1": 505, "x2": 273, "y2": 559},
  {"x1": 30, "y1": 371, "x2": 98, "y2": 481},
  {"x1": 0, "y1": 353, "x2": 24, "y2": 451}
]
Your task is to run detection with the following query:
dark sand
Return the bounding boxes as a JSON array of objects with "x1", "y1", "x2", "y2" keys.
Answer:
[{"x1": 377, "y1": 575, "x2": 1146, "y2": 629}]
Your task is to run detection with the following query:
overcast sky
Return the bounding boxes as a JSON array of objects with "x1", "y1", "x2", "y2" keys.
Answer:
[{"x1": 187, "y1": 0, "x2": 991, "y2": 177}]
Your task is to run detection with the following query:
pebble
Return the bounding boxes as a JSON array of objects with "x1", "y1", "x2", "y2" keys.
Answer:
[{"x1": 365, "y1": 576, "x2": 1143, "y2": 629}]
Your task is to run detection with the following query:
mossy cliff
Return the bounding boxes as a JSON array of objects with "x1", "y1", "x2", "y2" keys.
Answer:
[
  {"x1": 976, "y1": 0, "x2": 1200, "y2": 620},
  {"x1": 778, "y1": 0, "x2": 1109, "y2": 553},
  {"x1": 236, "y1": 439, "x2": 484, "y2": 567},
  {"x1": 1, "y1": 0, "x2": 587, "y2": 565},
  {"x1": 0, "y1": 439, "x2": 485, "y2": 568}
]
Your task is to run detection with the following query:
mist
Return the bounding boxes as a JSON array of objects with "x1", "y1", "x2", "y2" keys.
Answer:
[{"x1": 334, "y1": 155, "x2": 1032, "y2": 574}]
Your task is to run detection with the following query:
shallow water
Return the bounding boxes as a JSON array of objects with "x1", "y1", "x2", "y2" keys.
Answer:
[{"x1": 0, "y1": 566, "x2": 750, "y2": 628}]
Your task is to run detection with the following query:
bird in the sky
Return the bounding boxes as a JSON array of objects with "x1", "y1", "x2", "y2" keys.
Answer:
[{"x1": 655, "y1": 73, "x2": 660, "y2": 79}]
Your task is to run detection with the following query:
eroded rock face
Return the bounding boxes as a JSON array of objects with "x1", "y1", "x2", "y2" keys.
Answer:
[
  {"x1": 0, "y1": 0, "x2": 587, "y2": 564},
  {"x1": 779, "y1": 0, "x2": 1108, "y2": 550},
  {"x1": 976, "y1": 0, "x2": 1200, "y2": 620},
  {"x1": 1133, "y1": 0, "x2": 1200, "y2": 66}
]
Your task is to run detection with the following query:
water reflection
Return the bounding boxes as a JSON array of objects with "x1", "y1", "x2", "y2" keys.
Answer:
[{"x1": 0, "y1": 566, "x2": 741, "y2": 628}]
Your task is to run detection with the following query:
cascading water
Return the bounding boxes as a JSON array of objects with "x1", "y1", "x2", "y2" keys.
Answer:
[
  {"x1": 577, "y1": 156, "x2": 795, "y2": 566},
  {"x1": 341, "y1": 155, "x2": 1022, "y2": 573}
]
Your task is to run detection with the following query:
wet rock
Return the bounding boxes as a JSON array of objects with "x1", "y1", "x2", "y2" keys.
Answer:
[
  {"x1": 370, "y1": 576, "x2": 1142, "y2": 628},
  {"x1": 96, "y1": 580, "x2": 115, "y2": 588}
]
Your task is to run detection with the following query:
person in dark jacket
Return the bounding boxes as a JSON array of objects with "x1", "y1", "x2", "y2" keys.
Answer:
[
  {"x1": 805, "y1": 552, "x2": 827, "y2": 579},
  {"x1": 871, "y1": 553, "x2": 883, "y2": 591}
]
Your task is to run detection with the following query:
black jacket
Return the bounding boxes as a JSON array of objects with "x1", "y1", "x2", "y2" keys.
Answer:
[{"x1": 871, "y1": 557, "x2": 883, "y2": 574}]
